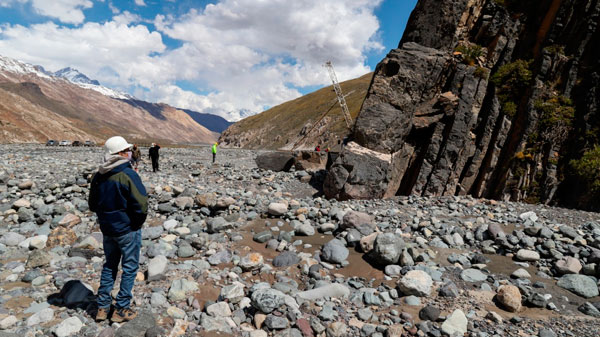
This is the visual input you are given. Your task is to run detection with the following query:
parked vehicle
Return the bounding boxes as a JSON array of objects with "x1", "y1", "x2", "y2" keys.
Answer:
[
  {"x1": 59, "y1": 140, "x2": 71, "y2": 146},
  {"x1": 72, "y1": 141, "x2": 82, "y2": 147},
  {"x1": 46, "y1": 140, "x2": 57, "y2": 146},
  {"x1": 84, "y1": 140, "x2": 96, "y2": 147}
]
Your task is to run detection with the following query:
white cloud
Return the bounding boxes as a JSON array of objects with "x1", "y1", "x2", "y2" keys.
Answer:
[
  {"x1": 149, "y1": 0, "x2": 382, "y2": 120},
  {"x1": 0, "y1": 0, "x2": 384, "y2": 121},
  {"x1": 0, "y1": 21, "x2": 165, "y2": 84},
  {"x1": 113, "y1": 11, "x2": 141, "y2": 25},
  {"x1": 29, "y1": 0, "x2": 93, "y2": 24},
  {"x1": 134, "y1": 0, "x2": 145, "y2": 6}
]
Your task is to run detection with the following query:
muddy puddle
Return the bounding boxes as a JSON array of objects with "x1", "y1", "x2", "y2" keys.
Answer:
[{"x1": 233, "y1": 218, "x2": 386, "y2": 285}]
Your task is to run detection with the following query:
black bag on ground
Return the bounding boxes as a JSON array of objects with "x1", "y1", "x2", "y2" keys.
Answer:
[{"x1": 47, "y1": 280, "x2": 97, "y2": 309}]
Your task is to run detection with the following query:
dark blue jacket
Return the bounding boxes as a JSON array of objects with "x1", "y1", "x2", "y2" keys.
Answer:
[{"x1": 88, "y1": 162, "x2": 148, "y2": 237}]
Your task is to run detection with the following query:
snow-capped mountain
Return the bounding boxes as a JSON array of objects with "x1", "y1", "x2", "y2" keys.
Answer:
[
  {"x1": 0, "y1": 53, "x2": 220, "y2": 144},
  {"x1": 0, "y1": 55, "x2": 131, "y2": 99},
  {"x1": 0, "y1": 55, "x2": 53, "y2": 79},
  {"x1": 54, "y1": 67, "x2": 100, "y2": 86}
]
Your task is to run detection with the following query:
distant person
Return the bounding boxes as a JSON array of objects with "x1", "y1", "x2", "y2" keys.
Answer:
[
  {"x1": 211, "y1": 142, "x2": 218, "y2": 163},
  {"x1": 325, "y1": 147, "x2": 330, "y2": 153},
  {"x1": 88, "y1": 136, "x2": 148, "y2": 323},
  {"x1": 315, "y1": 145, "x2": 321, "y2": 152},
  {"x1": 131, "y1": 144, "x2": 141, "y2": 172},
  {"x1": 149, "y1": 143, "x2": 160, "y2": 172}
]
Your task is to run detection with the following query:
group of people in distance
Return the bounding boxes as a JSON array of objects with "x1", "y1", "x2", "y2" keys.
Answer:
[{"x1": 88, "y1": 136, "x2": 218, "y2": 323}]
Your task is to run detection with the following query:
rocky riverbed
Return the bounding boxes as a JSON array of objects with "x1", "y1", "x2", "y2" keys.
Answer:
[{"x1": 0, "y1": 144, "x2": 599, "y2": 337}]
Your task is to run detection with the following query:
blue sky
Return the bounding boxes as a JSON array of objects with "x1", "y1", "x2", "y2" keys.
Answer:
[{"x1": 0, "y1": 0, "x2": 417, "y2": 121}]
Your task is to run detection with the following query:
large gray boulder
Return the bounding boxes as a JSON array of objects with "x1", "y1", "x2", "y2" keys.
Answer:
[
  {"x1": 370, "y1": 233, "x2": 406, "y2": 265},
  {"x1": 255, "y1": 152, "x2": 296, "y2": 172},
  {"x1": 557, "y1": 274, "x2": 599, "y2": 298}
]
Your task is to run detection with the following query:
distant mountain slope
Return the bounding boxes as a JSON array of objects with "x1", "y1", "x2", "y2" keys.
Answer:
[
  {"x1": 0, "y1": 54, "x2": 218, "y2": 144},
  {"x1": 182, "y1": 109, "x2": 233, "y2": 133},
  {"x1": 219, "y1": 72, "x2": 373, "y2": 150}
]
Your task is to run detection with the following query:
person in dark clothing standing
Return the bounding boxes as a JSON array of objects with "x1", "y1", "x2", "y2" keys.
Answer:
[
  {"x1": 89, "y1": 136, "x2": 148, "y2": 323},
  {"x1": 149, "y1": 143, "x2": 160, "y2": 172}
]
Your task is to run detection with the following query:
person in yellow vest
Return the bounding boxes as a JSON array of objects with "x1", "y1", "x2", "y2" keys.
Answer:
[{"x1": 211, "y1": 142, "x2": 218, "y2": 163}]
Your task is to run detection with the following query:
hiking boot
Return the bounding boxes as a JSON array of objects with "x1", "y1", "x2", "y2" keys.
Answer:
[
  {"x1": 111, "y1": 307, "x2": 137, "y2": 323},
  {"x1": 95, "y1": 307, "x2": 110, "y2": 322}
]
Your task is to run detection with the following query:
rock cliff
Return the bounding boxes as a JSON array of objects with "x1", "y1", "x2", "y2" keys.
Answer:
[{"x1": 325, "y1": 0, "x2": 600, "y2": 210}]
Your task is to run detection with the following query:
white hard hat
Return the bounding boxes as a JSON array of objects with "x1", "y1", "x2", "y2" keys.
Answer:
[{"x1": 105, "y1": 136, "x2": 132, "y2": 155}]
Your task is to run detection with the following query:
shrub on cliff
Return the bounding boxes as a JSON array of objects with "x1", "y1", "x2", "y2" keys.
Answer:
[
  {"x1": 491, "y1": 60, "x2": 533, "y2": 117},
  {"x1": 570, "y1": 145, "x2": 600, "y2": 194}
]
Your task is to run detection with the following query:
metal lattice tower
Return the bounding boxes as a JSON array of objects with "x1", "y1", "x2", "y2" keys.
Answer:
[{"x1": 325, "y1": 61, "x2": 353, "y2": 129}]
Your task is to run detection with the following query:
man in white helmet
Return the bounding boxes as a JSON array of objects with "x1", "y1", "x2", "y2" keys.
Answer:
[{"x1": 88, "y1": 136, "x2": 148, "y2": 323}]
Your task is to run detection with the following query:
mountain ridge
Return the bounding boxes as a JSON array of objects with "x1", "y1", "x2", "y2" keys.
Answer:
[{"x1": 0, "y1": 54, "x2": 219, "y2": 144}]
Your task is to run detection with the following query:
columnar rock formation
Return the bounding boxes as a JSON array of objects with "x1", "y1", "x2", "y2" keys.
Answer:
[{"x1": 325, "y1": 0, "x2": 600, "y2": 210}]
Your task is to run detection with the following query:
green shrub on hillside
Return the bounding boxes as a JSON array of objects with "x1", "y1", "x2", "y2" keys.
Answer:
[
  {"x1": 455, "y1": 44, "x2": 483, "y2": 66},
  {"x1": 570, "y1": 145, "x2": 600, "y2": 193},
  {"x1": 535, "y1": 95, "x2": 574, "y2": 131},
  {"x1": 491, "y1": 60, "x2": 533, "y2": 117}
]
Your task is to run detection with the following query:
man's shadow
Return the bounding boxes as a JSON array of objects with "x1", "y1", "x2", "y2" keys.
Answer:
[{"x1": 47, "y1": 280, "x2": 98, "y2": 316}]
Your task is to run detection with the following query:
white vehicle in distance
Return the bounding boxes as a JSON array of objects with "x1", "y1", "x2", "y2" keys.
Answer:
[{"x1": 59, "y1": 140, "x2": 71, "y2": 146}]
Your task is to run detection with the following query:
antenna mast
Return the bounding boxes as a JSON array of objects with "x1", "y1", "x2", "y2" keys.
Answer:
[{"x1": 325, "y1": 61, "x2": 353, "y2": 129}]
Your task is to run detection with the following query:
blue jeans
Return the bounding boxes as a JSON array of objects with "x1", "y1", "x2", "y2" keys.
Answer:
[{"x1": 97, "y1": 229, "x2": 141, "y2": 309}]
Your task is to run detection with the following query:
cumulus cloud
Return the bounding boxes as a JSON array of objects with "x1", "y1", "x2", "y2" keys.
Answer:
[
  {"x1": 150, "y1": 0, "x2": 382, "y2": 120},
  {"x1": 0, "y1": 0, "x2": 384, "y2": 121},
  {"x1": 134, "y1": 0, "x2": 146, "y2": 6},
  {"x1": 30, "y1": 0, "x2": 93, "y2": 24},
  {"x1": 0, "y1": 21, "x2": 165, "y2": 84}
]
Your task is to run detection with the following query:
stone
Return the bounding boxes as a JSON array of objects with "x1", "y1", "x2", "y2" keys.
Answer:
[
  {"x1": 554, "y1": 257, "x2": 582, "y2": 275},
  {"x1": 460, "y1": 269, "x2": 488, "y2": 282},
  {"x1": 294, "y1": 151, "x2": 327, "y2": 172},
  {"x1": 147, "y1": 255, "x2": 168, "y2": 281},
  {"x1": 115, "y1": 311, "x2": 157, "y2": 337},
  {"x1": 268, "y1": 203, "x2": 288, "y2": 216},
  {"x1": 321, "y1": 239, "x2": 349, "y2": 264},
  {"x1": 265, "y1": 315, "x2": 289, "y2": 330},
  {"x1": 256, "y1": 152, "x2": 296, "y2": 172},
  {"x1": 220, "y1": 282, "x2": 245, "y2": 303},
  {"x1": 254, "y1": 231, "x2": 273, "y2": 243},
  {"x1": 273, "y1": 251, "x2": 301, "y2": 267},
  {"x1": 297, "y1": 283, "x2": 350, "y2": 300},
  {"x1": 295, "y1": 223, "x2": 315, "y2": 236},
  {"x1": 371, "y1": 233, "x2": 406, "y2": 265},
  {"x1": 496, "y1": 285, "x2": 522, "y2": 312},
  {"x1": 206, "y1": 302, "x2": 232, "y2": 317},
  {"x1": 26, "y1": 250, "x2": 52, "y2": 268},
  {"x1": 487, "y1": 223, "x2": 505, "y2": 238},
  {"x1": 208, "y1": 250, "x2": 233, "y2": 265},
  {"x1": 557, "y1": 274, "x2": 599, "y2": 298},
  {"x1": 511, "y1": 268, "x2": 531, "y2": 279},
  {"x1": 58, "y1": 213, "x2": 81, "y2": 227},
  {"x1": 52, "y1": 317, "x2": 83, "y2": 337},
  {"x1": 168, "y1": 279, "x2": 199, "y2": 301},
  {"x1": 419, "y1": 305, "x2": 440, "y2": 321},
  {"x1": 341, "y1": 211, "x2": 373, "y2": 230},
  {"x1": 206, "y1": 217, "x2": 233, "y2": 233},
  {"x1": 578, "y1": 302, "x2": 600, "y2": 317},
  {"x1": 26, "y1": 308, "x2": 54, "y2": 326},
  {"x1": 397, "y1": 270, "x2": 433, "y2": 297},
  {"x1": 325, "y1": 321, "x2": 347, "y2": 337},
  {"x1": 0, "y1": 316, "x2": 18, "y2": 330},
  {"x1": 441, "y1": 309, "x2": 467, "y2": 336},
  {"x1": 359, "y1": 233, "x2": 378, "y2": 253},
  {"x1": 438, "y1": 282, "x2": 459, "y2": 297},
  {"x1": 1, "y1": 232, "x2": 26, "y2": 246},
  {"x1": 516, "y1": 249, "x2": 540, "y2": 262},
  {"x1": 324, "y1": 142, "x2": 409, "y2": 200},
  {"x1": 251, "y1": 288, "x2": 287, "y2": 313},
  {"x1": 239, "y1": 252, "x2": 264, "y2": 271}
]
